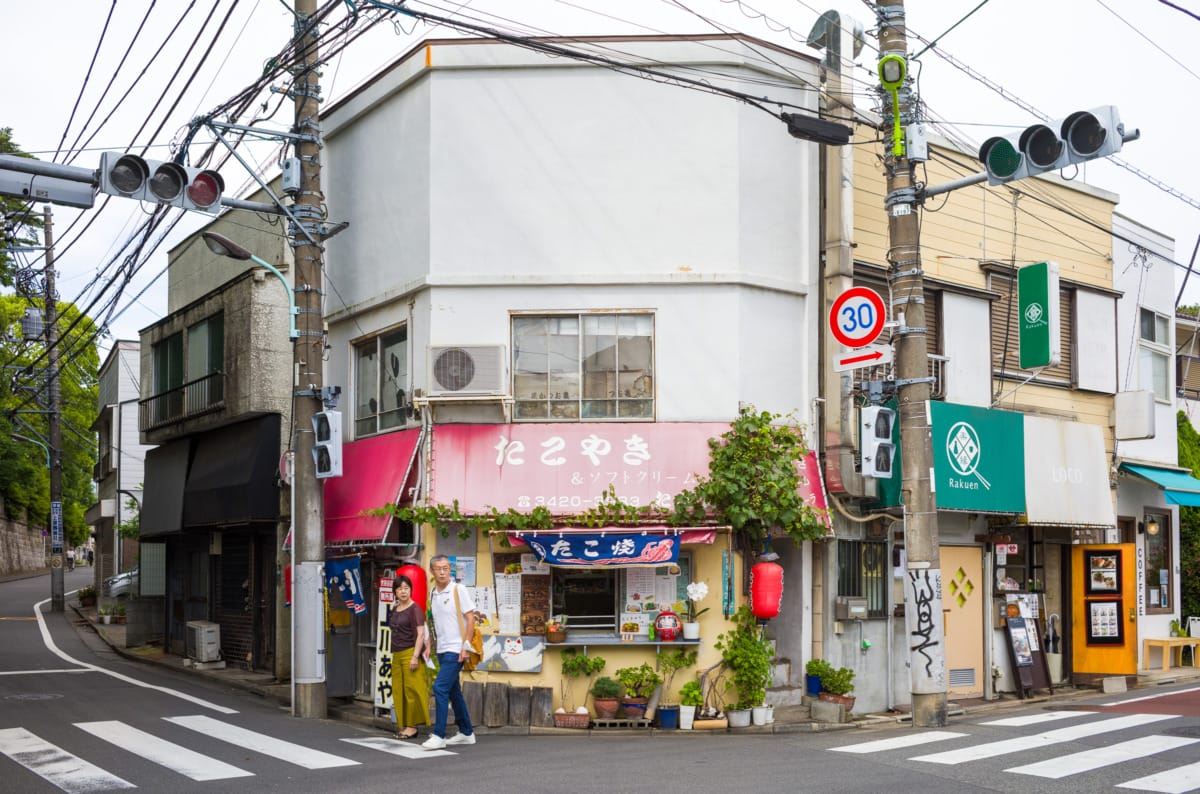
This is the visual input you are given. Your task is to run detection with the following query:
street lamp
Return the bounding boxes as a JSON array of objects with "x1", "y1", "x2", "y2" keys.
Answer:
[{"x1": 202, "y1": 232, "x2": 299, "y2": 339}]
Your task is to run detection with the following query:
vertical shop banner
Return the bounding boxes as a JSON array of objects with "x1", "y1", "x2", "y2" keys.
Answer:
[
  {"x1": 326, "y1": 557, "x2": 367, "y2": 614},
  {"x1": 929, "y1": 402, "x2": 1025, "y2": 512},
  {"x1": 1018, "y1": 261, "x2": 1060, "y2": 369},
  {"x1": 373, "y1": 577, "x2": 394, "y2": 709}
]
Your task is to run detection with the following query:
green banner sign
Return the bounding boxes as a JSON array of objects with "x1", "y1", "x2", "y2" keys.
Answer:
[
  {"x1": 929, "y1": 401, "x2": 1025, "y2": 513},
  {"x1": 1017, "y1": 261, "x2": 1060, "y2": 369}
]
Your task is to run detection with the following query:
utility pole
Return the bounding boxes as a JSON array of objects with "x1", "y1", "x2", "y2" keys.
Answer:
[
  {"x1": 45, "y1": 206, "x2": 65, "y2": 613},
  {"x1": 291, "y1": 0, "x2": 328, "y2": 719},
  {"x1": 876, "y1": 0, "x2": 947, "y2": 727}
]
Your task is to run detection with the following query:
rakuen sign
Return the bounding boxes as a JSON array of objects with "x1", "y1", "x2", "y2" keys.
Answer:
[
  {"x1": 1017, "y1": 261, "x2": 1061, "y2": 369},
  {"x1": 928, "y1": 402, "x2": 1025, "y2": 513}
]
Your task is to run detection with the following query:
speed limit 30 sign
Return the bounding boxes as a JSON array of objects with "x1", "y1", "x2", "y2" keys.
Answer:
[{"x1": 829, "y1": 287, "x2": 886, "y2": 348}]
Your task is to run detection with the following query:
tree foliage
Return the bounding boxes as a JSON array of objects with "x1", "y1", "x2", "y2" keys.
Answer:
[
  {"x1": 1176, "y1": 411, "x2": 1200, "y2": 624},
  {"x1": 0, "y1": 127, "x2": 44, "y2": 288},
  {"x1": 0, "y1": 295, "x2": 98, "y2": 547}
]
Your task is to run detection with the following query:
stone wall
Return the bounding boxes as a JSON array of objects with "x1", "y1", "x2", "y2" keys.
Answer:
[{"x1": 0, "y1": 507, "x2": 47, "y2": 576}]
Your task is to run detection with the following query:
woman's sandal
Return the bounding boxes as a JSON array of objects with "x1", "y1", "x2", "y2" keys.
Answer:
[{"x1": 396, "y1": 729, "x2": 419, "y2": 739}]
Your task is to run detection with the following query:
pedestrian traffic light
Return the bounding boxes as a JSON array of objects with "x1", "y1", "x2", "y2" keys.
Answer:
[
  {"x1": 860, "y1": 406, "x2": 896, "y2": 479},
  {"x1": 312, "y1": 410, "x2": 343, "y2": 479},
  {"x1": 98, "y1": 152, "x2": 224, "y2": 213},
  {"x1": 978, "y1": 106, "x2": 1128, "y2": 186}
]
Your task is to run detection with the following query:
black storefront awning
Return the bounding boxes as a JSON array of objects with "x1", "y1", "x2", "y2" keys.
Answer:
[
  {"x1": 140, "y1": 438, "x2": 191, "y2": 538},
  {"x1": 183, "y1": 415, "x2": 281, "y2": 527}
]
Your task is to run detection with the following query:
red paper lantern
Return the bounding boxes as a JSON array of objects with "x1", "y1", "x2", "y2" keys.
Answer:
[
  {"x1": 394, "y1": 563, "x2": 428, "y2": 609},
  {"x1": 749, "y1": 558, "x2": 784, "y2": 620}
]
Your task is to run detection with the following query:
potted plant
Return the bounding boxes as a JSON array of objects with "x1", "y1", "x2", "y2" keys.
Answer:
[
  {"x1": 591, "y1": 676, "x2": 622, "y2": 719},
  {"x1": 655, "y1": 647, "x2": 698, "y2": 730},
  {"x1": 682, "y1": 581, "x2": 710, "y2": 640},
  {"x1": 113, "y1": 603, "x2": 127, "y2": 625},
  {"x1": 78, "y1": 585, "x2": 96, "y2": 608},
  {"x1": 1169, "y1": 618, "x2": 1182, "y2": 637},
  {"x1": 818, "y1": 666, "x2": 856, "y2": 711},
  {"x1": 614, "y1": 663, "x2": 663, "y2": 720},
  {"x1": 678, "y1": 680, "x2": 704, "y2": 729},
  {"x1": 556, "y1": 649, "x2": 604, "y2": 728},
  {"x1": 98, "y1": 606, "x2": 112, "y2": 625},
  {"x1": 805, "y1": 658, "x2": 833, "y2": 697},
  {"x1": 546, "y1": 615, "x2": 568, "y2": 643},
  {"x1": 715, "y1": 606, "x2": 773, "y2": 728}
]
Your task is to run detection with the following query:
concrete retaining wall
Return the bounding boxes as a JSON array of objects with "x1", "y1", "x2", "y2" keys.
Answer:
[{"x1": 0, "y1": 510, "x2": 47, "y2": 576}]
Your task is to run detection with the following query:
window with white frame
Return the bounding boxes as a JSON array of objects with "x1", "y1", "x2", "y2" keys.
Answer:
[
  {"x1": 1138, "y1": 308, "x2": 1170, "y2": 402},
  {"x1": 513, "y1": 313, "x2": 654, "y2": 421},
  {"x1": 354, "y1": 325, "x2": 408, "y2": 437}
]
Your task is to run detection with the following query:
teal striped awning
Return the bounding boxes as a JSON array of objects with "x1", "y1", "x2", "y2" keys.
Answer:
[{"x1": 1120, "y1": 462, "x2": 1200, "y2": 507}]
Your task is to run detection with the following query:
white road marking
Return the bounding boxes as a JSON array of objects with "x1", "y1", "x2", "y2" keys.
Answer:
[
  {"x1": 979, "y1": 710, "x2": 1094, "y2": 726},
  {"x1": 1007, "y1": 734, "x2": 1199, "y2": 778},
  {"x1": 1100, "y1": 685, "x2": 1200, "y2": 706},
  {"x1": 830, "y1": 730, "x2": 966, "y2": 753},
  {"x1": 33, "y1": 597, "x2": 237, "y2": 714},
  {"x1": 910, "y1": 713, "x2": 1177, "y2": 764},
  {"x1": 1118, "y1": 759, "x2": 1200, "y2": 794},
  {"x1": 0, "y1": 668, "x2": 92, "y2": 676},
  {"x1": 76, "y1": 720, "x2": 254, "y2": 781},
  {"x1": 341, "y1": 736, "x2": 456, "y2": 758},
  {"x1": 165, "y1": 715, "x2": 359, "y2": 769},
  {"x1": 0, "y1": 727, "x2": 133, "y2": 793}
]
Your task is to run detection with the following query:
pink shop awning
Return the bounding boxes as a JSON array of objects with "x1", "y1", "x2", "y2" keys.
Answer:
[
  {"x1": 323, "y1": 427, "x2": 422, "y2": 545},
  {"x1": 428, "y1": 422, "x2": 829, "y2": 526}
]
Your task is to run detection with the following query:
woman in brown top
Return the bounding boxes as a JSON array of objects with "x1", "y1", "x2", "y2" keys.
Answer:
[{"x1": 388, "y1": 574, "x2": 429, "y2": 738}]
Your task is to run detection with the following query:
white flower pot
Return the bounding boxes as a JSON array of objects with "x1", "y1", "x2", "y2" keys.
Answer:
[
  {"x1": 727, "y1": 708, "x2": 752, "y2": 728},
  {"x1": 751, "y1": 705, "x2": 770, "y2": 725},
  {"x1": 682, "y1": 622, "x2": 701, "y2": 640},
  {"x1": 679, "y1": 704, "x2": 696, "y2": 729}
]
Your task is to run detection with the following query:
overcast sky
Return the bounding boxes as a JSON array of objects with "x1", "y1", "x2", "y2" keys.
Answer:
[{"x1": 3, "y1": 0, "x2": 1197, "y2": 357}]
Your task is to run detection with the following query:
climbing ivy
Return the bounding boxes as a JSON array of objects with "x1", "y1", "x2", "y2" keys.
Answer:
[{"x1": 1176, "y1": 411, "x2": 1200, "y2": 624}]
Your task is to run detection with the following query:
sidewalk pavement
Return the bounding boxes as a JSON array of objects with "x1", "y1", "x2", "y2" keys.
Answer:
[{"x1": 65, "y1": 598, "x2": 1200, "y2": 737}]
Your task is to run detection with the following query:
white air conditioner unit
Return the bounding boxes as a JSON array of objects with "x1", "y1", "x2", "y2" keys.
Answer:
[
  {"x1": 428, "y1": 345, "x2": 506, "y2": 396},
  {"x1": 185, "y1": 620, "x2": 221, "y2": 663}
]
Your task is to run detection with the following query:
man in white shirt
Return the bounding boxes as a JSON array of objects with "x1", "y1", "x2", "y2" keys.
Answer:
[{"x1": 421, "y1": 554, "x2": 477, "y2": 750}]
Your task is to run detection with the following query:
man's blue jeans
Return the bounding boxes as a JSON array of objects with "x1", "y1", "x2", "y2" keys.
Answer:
[{"x1": 432, "y1": 652, "x2": 474, "y2": 739}]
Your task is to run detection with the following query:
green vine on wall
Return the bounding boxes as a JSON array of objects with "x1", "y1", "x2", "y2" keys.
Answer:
[{"x1": 368, "y1": 407, "x2": 829, "y2": 547}]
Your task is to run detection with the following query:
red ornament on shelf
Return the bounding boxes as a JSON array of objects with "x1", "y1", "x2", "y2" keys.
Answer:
[
  {"x1": 654, "y1": 610, "x2": 683, "y2": 641},
  {"x1": 750, "y1": 556, "x2": 784, "y2": 620}
]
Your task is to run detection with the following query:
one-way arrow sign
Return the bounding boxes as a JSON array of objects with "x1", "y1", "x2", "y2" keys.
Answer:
[{"x1": 833, "y1": 344, "x2": 893, "y2": 372}]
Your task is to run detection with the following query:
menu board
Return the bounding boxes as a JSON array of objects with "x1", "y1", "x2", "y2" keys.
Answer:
[
  {"x1": 1086, "y1": 599, "x2": 1124, "y2": 645},
  {"x1": 1085, "y1": 549, "x2": 1121, "y2": 595},
  {"x1": 521, "y1": 573, "x2": 550, "y2": 636}
]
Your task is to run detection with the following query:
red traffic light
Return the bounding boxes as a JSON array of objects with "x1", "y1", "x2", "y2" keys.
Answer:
[{"x1": 186, "y1": 171, "x2": 223, "y2": 210}]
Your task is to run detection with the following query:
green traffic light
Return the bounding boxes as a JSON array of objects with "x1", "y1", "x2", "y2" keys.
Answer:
[{"x1": 985, "y1": 139, "x2": 1022, "y2": 179}]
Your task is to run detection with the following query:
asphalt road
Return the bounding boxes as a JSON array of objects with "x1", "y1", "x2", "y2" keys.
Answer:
[{"x1": 2, "y1": 570, "x2": 1199, "y2": 793}]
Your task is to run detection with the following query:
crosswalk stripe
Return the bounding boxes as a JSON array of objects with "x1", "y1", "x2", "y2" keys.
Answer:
[
  {"x1": 1006, "y1": 734, "x2": 1199, "y2": 778},
  {"x1": 910, "y1": 713, "x2": 1177, "y2": 765},
  {"x1": 980, "y1": 711, "x2": 1095, "y2": 727},
  {"x1": 341, "y1": 736, "x2": 457, "y2": 759},
  {"x1": 0, "y1": 727, "x2": 133, "y2": 793},
  {"x1": 1117, "y1": 760, "x2": 1200, "y2": 794},
  {"x1": 164, "y1": 715, "x2": 359, "y2": 769},
  {"x1": 76, "y1": 720, "x2": 254, "y2": 781},
  {"x1": 830, "y1": 730, "x2": 966, "y2": 754}
]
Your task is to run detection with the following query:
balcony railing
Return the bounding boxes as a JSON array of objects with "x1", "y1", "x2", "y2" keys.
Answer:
[{"x1": 139, "y1": 371, "x2": 225, "y2": 431}]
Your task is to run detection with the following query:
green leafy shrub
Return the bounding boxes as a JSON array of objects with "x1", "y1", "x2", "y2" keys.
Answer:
[
  {"x1": 615, "y1": 663, "x2": 663, "y2": 700},
  {"x1": 820, "y1": 666, "x2": 855, "y2": 696},
  {"x1": 679, "y1": 680, "x2": 704, "y2": 707},
  {"x1": 591, "y1": 676, "x2": 621, "y2": 699},
  {"x1": 716, "y1": 605, "x2": 773, "y2": 710}
]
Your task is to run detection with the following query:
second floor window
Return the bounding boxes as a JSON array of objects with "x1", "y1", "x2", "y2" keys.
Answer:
[
  {"x1": 1138, "y1": 308, "x2": 1170, "y2": 402},
  {"x1": 355, "y1": 326, "x2": 408, "y2": 437},
  {"x1": 513, "y1": 313, "x2": 654, "y2": 421}
]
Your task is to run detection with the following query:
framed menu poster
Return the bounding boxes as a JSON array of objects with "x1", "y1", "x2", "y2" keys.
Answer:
[
  {"x1": 1086, "y1": 599, "x2": 1124, "y2": 645},
  {"x1": 1084, "y1": 550, "x2": 1121, "y2": 595}
]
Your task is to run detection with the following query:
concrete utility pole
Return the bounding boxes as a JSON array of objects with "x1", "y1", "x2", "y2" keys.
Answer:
[
  {"x1": 291, "y1": 0, "x2": 328, "y2": 719},
  {"x1": 875, "y1": 0, "x2": 947, "y2": 727},
  {"x1": 45, "y1": 206, "x2": 65, "y2": 612}
]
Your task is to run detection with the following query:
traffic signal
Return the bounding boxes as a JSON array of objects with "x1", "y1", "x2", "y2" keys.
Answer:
[
  {"x1": 860, "y1": 406, "x2": 896, "y2": 479},
  {"x1": 978, "y1": 106, "x2": 1126, "y2": 186},
  {"x1": 98, "y1": 152, "x2": 224, "y2": 213},
  {"x1": 312, "y1": 410, "x2": 343, "y2": 479}
]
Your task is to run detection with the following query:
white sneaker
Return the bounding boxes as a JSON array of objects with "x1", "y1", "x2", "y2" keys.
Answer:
[
  {"x1": 421, "y1": 735, "x2": 446, "y2": 750},
  {"x1": 445, "y1": 732, "x2": 476, "y2": 746}
]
